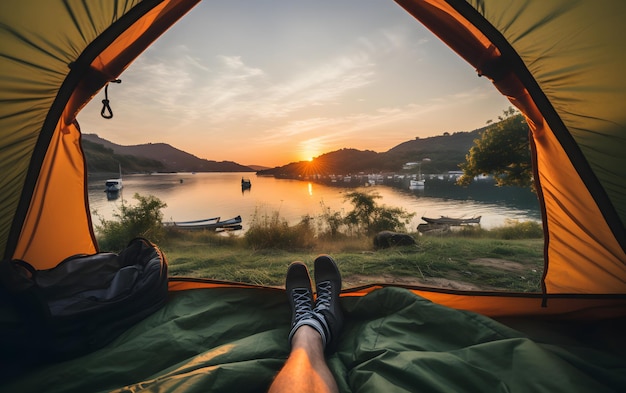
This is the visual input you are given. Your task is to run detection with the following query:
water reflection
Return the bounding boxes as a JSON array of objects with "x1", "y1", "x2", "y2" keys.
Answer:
[
  {"x1": 105, "y1": 190, "x2": 120, "y2": 201},
  {"x1": 88, "y1": 172, "x2": 541, "y2": 232}
]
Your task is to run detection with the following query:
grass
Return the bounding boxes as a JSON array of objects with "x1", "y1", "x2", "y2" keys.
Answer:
[
  {"x1": 95, "y1": 196, "x2": 545, "y2": 292},
  {"x1": 160, "y1": 228, "x2": 545, "y2": 292}
]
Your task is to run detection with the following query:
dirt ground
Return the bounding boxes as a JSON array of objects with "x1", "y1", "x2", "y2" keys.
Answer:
[
  {"x1": 470, "y1": 258, "x2": 527, "y2": 272},
  {"x1": 343, "y1": 258, "x2": 533, "y2": 291}
]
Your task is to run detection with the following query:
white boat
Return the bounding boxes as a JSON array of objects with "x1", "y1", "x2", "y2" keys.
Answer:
[
  {"x1": 105, "y1": 163, "x2": 123, "y2": 192},
  {"x1": 105, "y1": 178, "x2": 122, "y2": 192},
  {"x1": 409, "y1": 179, "x2": 424, "y2": 189},
  {"x1": 409, "y1": 163, "x2": 425, "y2": 189}
]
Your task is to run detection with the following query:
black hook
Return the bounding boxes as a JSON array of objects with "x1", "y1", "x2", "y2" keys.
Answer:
[{"x1": 100, "y1": 79, "x2": 122, "y2": 119}]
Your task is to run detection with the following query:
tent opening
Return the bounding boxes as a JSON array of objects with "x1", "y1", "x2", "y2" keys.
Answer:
[{"x1": 77, "y1": 0, "x2": 543, "y2": 296}]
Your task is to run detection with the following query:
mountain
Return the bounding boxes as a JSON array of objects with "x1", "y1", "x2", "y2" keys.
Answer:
[
  {"x1": 81, "y1": 139, "x2": 165, "y2": 175},
  {"x1": 82, "y1": 125, "x2": 486, "y2": 176},
  {"x1": 380, "y1": 129, "x2": 484, "y2": 173},
  {"x1": 257, "y1": 148, "x2": 381, "y2": 178},
  {"x1": 258, "y1": 128, "x2": 485, "y2": 177},
  {"x1": 246, "y1": 165, "x2": 271, "y2": 171},
  {"x1": 82, "y1": 134, "x2": 254, "y2": 173}
]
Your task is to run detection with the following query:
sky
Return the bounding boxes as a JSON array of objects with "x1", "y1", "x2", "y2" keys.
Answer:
[{"x1": 78, "y1": 0, "x2": 510, "y2": 167}]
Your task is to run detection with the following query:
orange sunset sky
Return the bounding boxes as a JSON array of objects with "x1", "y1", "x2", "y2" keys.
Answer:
[{"x1": 78, "y1": 0, "x2": 510, "y2": 168}]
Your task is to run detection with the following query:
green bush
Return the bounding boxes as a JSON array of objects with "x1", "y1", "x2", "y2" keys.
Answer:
[
  {"x1": 94, "y1": 193, "x2": 167, "y2": 251},
  {"x1": 162, "y1": 226, "x2": 244, "y2": 247},
  {"x1": 317, "y1": 200, "x2": 345, "y2": 238},
  {"x1": 244, "y1": 210, "x2": 316, "y2": 251},
  {"x1": 245, "y1": 193, "x2": 416, "y2": 250},
  {"x1": 491, "y1": 220, "x2": 543, "y2": 239},
  {"x1": 455, "y1": 220, "x2": 543, "y2": 239}
]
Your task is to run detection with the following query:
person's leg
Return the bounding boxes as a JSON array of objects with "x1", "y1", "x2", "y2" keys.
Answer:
[
  {"x1": 268, "y1": 325, "x2": 338, "y2": 393},
  {"x1": 269, "y1": 257, "x2": 343, "y2": 393}
]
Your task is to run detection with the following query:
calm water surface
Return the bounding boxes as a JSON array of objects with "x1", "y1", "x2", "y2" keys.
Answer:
[{"x1": 88, "y1": 172, "x2": 541, "y2": 232}]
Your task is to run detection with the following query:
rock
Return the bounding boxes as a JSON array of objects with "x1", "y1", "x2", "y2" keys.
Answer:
[{"x1": 373, "y1": 231, "x2": 416, "y2": 249}]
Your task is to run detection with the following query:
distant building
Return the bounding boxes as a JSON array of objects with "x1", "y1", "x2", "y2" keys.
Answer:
[{"x1": 447, "y1": 170, "x2": 464, "y2": 180}]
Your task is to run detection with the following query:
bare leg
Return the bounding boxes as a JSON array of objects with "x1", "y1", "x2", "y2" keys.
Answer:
[
  {"x1": 268, "y1": 326, "x2": 339, "y2": 393},
  {"x1": 272, "y1": 257, "x2": 344, "y2": 393}
]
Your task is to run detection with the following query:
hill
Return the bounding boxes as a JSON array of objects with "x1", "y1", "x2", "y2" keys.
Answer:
[
  {"x1": 82, "y1": 125, "x2": 486, "y2": 176},
  {"x1": 258, "y1": 148, "x2": 382, "y2": 178},
  {"x1": 246, "y1": 165, "x2": 271, "y2": 171},
  {"x1": 381, "y1": 129, "x2": 484, "y2": 173},
  {"x1": 82, "y1": 134, "x2": 254, "y2": 173},
  {"x1": 258, "y1": 128, "x2": 485, "y2": 177},
  {"x1": 82, "y1": 139, "x2": 165, "y2": 175}
]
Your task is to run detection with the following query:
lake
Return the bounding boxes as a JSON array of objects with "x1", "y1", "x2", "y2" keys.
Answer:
[{"x1": 88, "y1": 172, "x2": 541, "y2": 233}]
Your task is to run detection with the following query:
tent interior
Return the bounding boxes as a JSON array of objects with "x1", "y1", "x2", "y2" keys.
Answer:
[{"x1": 1, "y1": 0, "x2": 625, "y2": 392}]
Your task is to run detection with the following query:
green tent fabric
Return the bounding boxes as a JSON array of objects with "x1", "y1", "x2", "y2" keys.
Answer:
[{"x1": 4, "y1": 287, "x2": 625, "y2": 392}]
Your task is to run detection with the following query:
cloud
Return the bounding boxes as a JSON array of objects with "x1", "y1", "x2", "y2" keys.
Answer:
[
  {"x1": 253, "y1": 84, "x2": 499, "y2": 153},
  {"x1": 77, "y1": 16, "x2": 507, "y2": 166},
  {"x1": 196, "y1": 55, "x2": 265, "y2": 111},
  {"x1": 96, "y1": 23, "x2": 432, "y2": 137},
  {"x1": 115, "y1": 45, "x2": 379, "y2": 133},
  {"x1": 253, "y1": 54, "x2": 375, "y2": 117},
  {"x1": 357, "y1": 25, "x2": 419, "y2": 53}
]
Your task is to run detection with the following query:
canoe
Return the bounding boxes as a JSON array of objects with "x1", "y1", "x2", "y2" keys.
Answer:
[
  {"x1": 421, "y1": 216, "x2": 481, "y2": 225},
  {"x1": 165, "y1": 215, "x2": 242, "y2": 231},
  {"x1": 417, "y1": 223, "x2": 450, "y2": 233}
]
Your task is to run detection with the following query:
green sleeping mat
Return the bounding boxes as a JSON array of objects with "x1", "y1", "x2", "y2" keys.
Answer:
[{"x1": 3, "y1": 286, "x2": 625, "y2": 392}]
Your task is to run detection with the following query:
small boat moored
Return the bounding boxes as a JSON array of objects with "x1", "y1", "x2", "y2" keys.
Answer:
[
  {"x1": 421, "y1": 216, "x2": 481, "y2": 225},
  {"x1": 105, "y1": 163, "x2": 123, "y2": 193},
  {"x1": 164, "y1": 215, "x2": 243, "y2": 231},
  {"x1": 409, "y1": 179, "x2": 425, "y2": 189},
  {"x1": 104, "y1": 178, "x2": 123, "y2": 192}
]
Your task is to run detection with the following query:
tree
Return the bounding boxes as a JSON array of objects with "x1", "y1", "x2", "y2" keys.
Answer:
[
  {"x1": 343, "y1": 191, "x2": 415, "y2": 235},
  {"x1": 94, "y1": 193, "x2": 167, "y2": 251},
  {"x1": 343, "y1": 191, "x2": 379, "y2": 234},
  {"x1": 457, "y1": 107, "x2": 533, "y2": 188}
]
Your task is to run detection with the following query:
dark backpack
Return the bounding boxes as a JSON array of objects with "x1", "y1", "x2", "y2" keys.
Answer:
[{"x1": 0, "y1": 237, "x2": 169, "y2": 377}]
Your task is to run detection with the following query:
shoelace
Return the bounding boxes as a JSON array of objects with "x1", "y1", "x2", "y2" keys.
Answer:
[
  {"x1": 292, "y1": 288, "x2": 313, "y2": 321},
  {"x1": 314, "y1": 281, "x2": 332, "y2": 312}
]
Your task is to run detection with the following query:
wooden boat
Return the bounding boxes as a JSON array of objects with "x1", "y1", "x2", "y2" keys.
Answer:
[
  {"x1": 421, "y1": 216, "x2": 481, "y2": 225},
  {"x1": 417, "y1": 223, "x2": 450, "y2": 234},
  {"x1": 215, "y1": 224, "x2": 242, "y2": 232},
  {"x1": 241, "y1": 178, "x2": 251, "y2": 189},
  {"x1": 165, "y1": 215, "x2": 242, "y2": 231}
]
